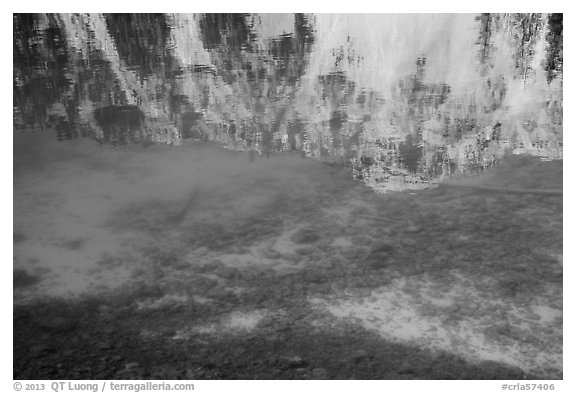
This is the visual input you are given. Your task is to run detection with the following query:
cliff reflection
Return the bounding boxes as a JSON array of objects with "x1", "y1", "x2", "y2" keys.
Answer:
[{"x1": 13, "y1": 13, "x2": 562, "y2": 192}]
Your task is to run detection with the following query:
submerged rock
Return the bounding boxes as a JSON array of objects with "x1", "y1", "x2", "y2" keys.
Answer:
[
  {"x1": 302, "y1": 270, "x2": 328, "y2": 284},
  {"x1": 214, "y1": 265, "x2": 239, "y2": 280},
  {"x1": 366, "y1": 256, "x2": 391, "y2": 269},
  {"x1": 279, "y1": 355, "x2": 308, "y2": 369},
  {"x1": 365, "y1": 240, "x2": 396, "y2": 268},
  {"x1": 13, "y1": 232, "x2": 27, "y2": 244},
  {"x1": 405, "y1": 225, "x2": 422, "y2": 234},
  {"x1": 352, "y1": 236, "x2": 373, "y2": 246},
  {"x1": 349, "y1": 349, "x2": 369, "y2": 363},
  {"x1": 290, "y1": 227, "x2": 320, "y2": 244},
  {"x1": 295, "y1": 247, "x2": 315, "y2": 256},
  {"x1": 311, "y1": 367, "x2": 329, "y2": 379},
  {"x1": 282, "y1": 253, "x2": 303, "y2": 263},
  {"x1": 14, "y1": 269, "x2": 40, "y2": 287},
  {"x1": 263, "y1": 248, "x2": 282, "y2": 259},
  {"x1": 370, "y1": 240, "x2": 395, "y2": 254},
  {"x1": 206, "y1": 286, "x2": 229, "y2": 300},
  {"x1": 61, "y1": 238, "x2": 86, "y2": 250},
  {"x1": 185, "y1": 276, "x2": 218, "y2": 296},
  {"x1": 29, "y1": 344, "x2": 55, "y2": 355},
  {"x1": 37, "y1": 316, "x2": 78, "y2": 332},
  {"x1": 397, "y1": 360, "x2": 416, "y2": 374},
  {"x1": 341, "y1": 248, "x2": 362, "y2": 260}
]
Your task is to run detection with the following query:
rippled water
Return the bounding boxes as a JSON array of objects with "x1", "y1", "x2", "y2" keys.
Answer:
[{"x1": 13, "y1": 13, "x2": 562, "y2": 380}]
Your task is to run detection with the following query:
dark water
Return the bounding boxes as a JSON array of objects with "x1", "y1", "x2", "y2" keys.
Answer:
[{"x1": 13, "y1": 13, "x2": 562, "y2": 380}]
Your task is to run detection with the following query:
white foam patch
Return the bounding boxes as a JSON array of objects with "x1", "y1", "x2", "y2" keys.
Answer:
[
  {"x1": 191, "y1": 295, "x2": 212, "y2": 304},
  {"x1": 209, "y1": 230, "x2": 316, "y2": 274},
  {"x1": 330, "y1": 237, "x2": 354, "y2": 248},
  {"x1": 271, "y1": 228, "x2": 304, "y2": 255},
  {"x1": 135, "y1": 294, "x2": 189, "y2": 311},
  {"x1": 224, "y1": 310, "x2": 265, "y2": 331},
  {"x1": 310, "y1": 273, "x2": 562, "y2": 378},
  {"x1": 172, "y1": 309, "x2": 268, "y2": 340}
]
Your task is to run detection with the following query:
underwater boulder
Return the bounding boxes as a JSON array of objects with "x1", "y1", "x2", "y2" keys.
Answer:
[
  {"x1": 290, "y1": 227, "x2": 320, "y2": 244},
  {"x1": 13, "y1": 269, "x2": 39, "y2": 287}
]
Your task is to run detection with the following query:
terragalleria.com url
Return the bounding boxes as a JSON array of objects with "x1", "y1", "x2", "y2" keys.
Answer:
[{"x1": 108, "y1": 382, "x2": 194, "y2": 391}]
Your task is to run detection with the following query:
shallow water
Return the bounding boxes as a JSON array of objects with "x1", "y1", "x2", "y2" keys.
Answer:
[{"x1": 13, "y1": 13, "x2": 562, "y2": 379}]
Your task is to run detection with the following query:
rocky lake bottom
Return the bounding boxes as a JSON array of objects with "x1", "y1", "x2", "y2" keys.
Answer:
[{"x1": 14, "y1": 143, "x2": 563, "y2": 380}]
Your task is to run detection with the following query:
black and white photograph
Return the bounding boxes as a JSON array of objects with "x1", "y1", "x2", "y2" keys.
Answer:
[{"x1": 11, "y1": 9, "x2": 565, "y2": 386}]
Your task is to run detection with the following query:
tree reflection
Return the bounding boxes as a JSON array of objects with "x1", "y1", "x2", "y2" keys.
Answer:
[
  {"x1": 105, "y1": 14, "x2": 173, "y2": 78},
  {"x1": 13, "y1": 14, "x2": 71, "y2": 130}
]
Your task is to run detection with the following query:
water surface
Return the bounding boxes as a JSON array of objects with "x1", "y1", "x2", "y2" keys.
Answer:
[{"x1": 13, "y1": 13, "x2": 562, "y2": 380}]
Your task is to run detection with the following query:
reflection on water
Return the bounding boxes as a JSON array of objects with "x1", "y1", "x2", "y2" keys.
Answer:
[
  {"x1": 14, "y1": 13, "x2": 562, "y2": 192},
  {"x1": 13, "y1": 14, "x2": 562, "y2": 380}
]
